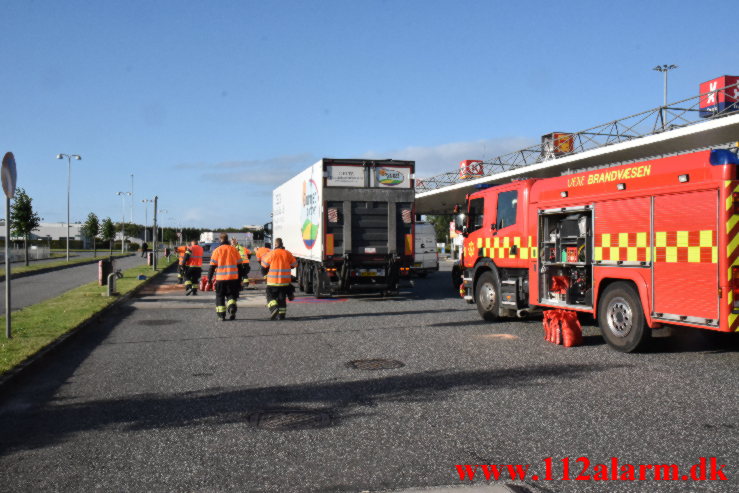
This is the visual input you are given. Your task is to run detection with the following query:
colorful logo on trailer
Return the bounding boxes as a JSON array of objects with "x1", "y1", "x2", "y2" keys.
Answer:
[
  {"x1": 376, "y1": 167, "x2": 404, "y2": 186},
  {"x1": 301, "y1": 179, "x2": 319, "y2": 249}
]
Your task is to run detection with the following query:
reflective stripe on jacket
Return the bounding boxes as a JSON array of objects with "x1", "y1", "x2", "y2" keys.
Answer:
[
  {"x1": 210, "y1": 245, "x2": 243, "y2": 280},
  {"x1": 185, "y1": 245, "x2": 204, "y2": 267},
  {"x1": 261, "y1": 248, "x2": 297, "y2": 286}
]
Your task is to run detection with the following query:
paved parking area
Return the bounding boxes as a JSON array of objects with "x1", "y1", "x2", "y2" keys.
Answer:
[{"x1": 0, "y1": 264, "x2": 737, "y2": 492}]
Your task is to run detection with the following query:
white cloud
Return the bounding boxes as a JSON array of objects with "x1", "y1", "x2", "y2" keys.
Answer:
[
  {"x1": 361, "y1": 137, "x2": 536, "y2": 178},
  {"x1": 177, "y1": 153, "x2": 317, "y2": 188}
]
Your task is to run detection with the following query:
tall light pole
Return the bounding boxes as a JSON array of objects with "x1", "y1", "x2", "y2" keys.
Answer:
[
  {"x1": 56, "y1": 153, "x2": 81, "y2": 262},
  {"x1": 653, "y1": 64, "x2": 678, "y2": 129},
  {"x1": 158, "y1": 209, "x2": 168, "y2": 244},
  {"x1": 116, "y1": 191, "x2": 131, "y2": 253},
  {"x1": 141, "y1": 199, "x2": 153, "y2": 242},
  {"x1": 130, "y1": 174, "x2": 134, "y2": 224}
]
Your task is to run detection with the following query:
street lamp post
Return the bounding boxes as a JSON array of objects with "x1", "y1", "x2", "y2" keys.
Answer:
[
  {"x1": 653, "y1": 64, "x2": 678, "y2": 129},
  {"x1": 56, "y1": 153, "x2": 81, "y2": 262},
  {"x1": 116, "y1": 191, "x2": 132, "y2": 253},
  {"x1": 130, "y1": 174, "x2": 134, "y2": 224},
  {"x1": 158, "y1": 209, "x2": 168, "y2": 244},
  {"x1": 141, "y1": 199, "x2": 153, "y2": 242}
]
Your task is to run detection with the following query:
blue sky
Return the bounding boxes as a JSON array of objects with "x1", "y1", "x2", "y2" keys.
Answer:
[{"x1": 1, "y1": 0, "x2": 736, "y2": 229}]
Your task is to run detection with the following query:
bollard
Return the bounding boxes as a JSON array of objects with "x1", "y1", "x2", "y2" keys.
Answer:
[{"x1": 106, "y1": 273, "x2": 118, "y2": 296}]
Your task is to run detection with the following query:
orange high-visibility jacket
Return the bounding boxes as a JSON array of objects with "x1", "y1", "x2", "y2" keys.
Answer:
[
  {"x1": 255, "y1": 246, "x2": 271, "y2": 261},
  {"x1": 210, "y1": 244, "x2": 243, "y2": 281},
  {"x1": 185, "y1": 244, "x2": 204, "y2": 267},
  {"x1": 261, "y1": 248, "x2": 297, "y2": 286},
  {"x1": 177, "y1": 246, "x2": 187, "y2": 265}
]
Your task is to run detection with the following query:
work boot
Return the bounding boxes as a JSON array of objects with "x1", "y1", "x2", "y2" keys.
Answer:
[
  {"x1": 278, "y1": 314, "x2": 286, "y2": 320},
  {"x1": 191, "y1": 289, "x2": 198, "y2": 296},
  {"x1": 227, "y1": 303, "x2": 237, "y2": 321}
]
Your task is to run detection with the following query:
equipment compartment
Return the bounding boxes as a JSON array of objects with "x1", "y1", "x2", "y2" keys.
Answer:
[{"x1": 538, "y1": 208, "x2": 593, "y2": 307}]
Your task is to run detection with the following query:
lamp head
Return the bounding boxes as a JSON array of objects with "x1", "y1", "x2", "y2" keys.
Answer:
[
  {"x1": 56, "y1": 154, "x2": 63, "y2": 159},
  {"x1": 74, "y1": 155, "x2": 81, "y2": 160}
]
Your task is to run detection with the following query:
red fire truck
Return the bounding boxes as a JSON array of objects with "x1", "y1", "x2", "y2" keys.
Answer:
[{"x1": 454, "y1": 147, "x2": 739, "y2": 352}]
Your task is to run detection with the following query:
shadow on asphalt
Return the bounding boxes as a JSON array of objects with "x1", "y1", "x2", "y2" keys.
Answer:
[
  {"x1": 285, "y1": 307, "x2": 469, "y2": 322},
  {"x1": 0, "y1": 361, "x2": 627, "y2": 455}
]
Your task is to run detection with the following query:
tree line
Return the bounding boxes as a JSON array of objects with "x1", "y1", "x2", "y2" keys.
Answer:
[{"x1": 8, "y1": 188, "x2": 264, "y2": 265}]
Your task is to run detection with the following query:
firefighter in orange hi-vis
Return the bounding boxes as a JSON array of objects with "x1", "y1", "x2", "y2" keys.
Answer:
[
  {"x1": 182, "y1": 240, "x2": 204, "y2": 296},
  {"x1": 176, "y1": 245, "x2": 188, "y2": 284},
  {"x1": 231, "y1": 237, "x2": 252, "y2": 289},
  {"x1": 207, "y1": 233, "x2": 244, "y2": 321},
  {"x1": 255, "y1": 242, "x2": 272, "y2": 276},
  {"x1": 260, "y1": 238, "x2": 297, "y2": 320}
]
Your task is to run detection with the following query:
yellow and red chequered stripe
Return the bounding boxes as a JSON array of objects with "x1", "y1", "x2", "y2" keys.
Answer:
[
  {"x1": 473, "y1": 236, "x2": 537, "y2": 260},
  {"x1": 594, "y1": 231, "x2": 717, "y2": 263},
  {"x1": 726, "y1": 181, "x2": 739, "y2": 331},
  {"x1": 594, "y1": 232, "x2": 650, "y2": 262}
]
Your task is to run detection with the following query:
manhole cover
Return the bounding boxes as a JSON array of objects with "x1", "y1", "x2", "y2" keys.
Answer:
[
  {"x1": 248, "y1": 410, "x2": 330, "y2": 430},
  {"x1": 347, "y1": 359, "x2": 405, "y2": 370},
  {"x1": 139, "y1": 319, "x2": 178, "y2": 326}
]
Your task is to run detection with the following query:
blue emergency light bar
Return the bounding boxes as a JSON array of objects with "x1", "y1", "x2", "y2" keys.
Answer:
[{"x1": 709, "y1": 149, "x2": 739, "y2": 165}]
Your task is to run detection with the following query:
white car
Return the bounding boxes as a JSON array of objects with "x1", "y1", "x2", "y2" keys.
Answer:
[{"x1": 412, "y1": 222, "x2": 439, "y2": 277}]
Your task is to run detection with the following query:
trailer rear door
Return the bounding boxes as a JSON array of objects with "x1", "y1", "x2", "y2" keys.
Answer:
[
  {"x1": 352, "y1": 201, "x2": 389, "y2": 254},
  {"x1": 653, "y1": 190, "x2": 719, "y2": 322}
]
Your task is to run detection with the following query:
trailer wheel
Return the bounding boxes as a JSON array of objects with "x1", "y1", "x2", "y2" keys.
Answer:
[
  {"x1": 314, "y1": 269, "x2": 327, "y2": 299},
  {"x1": 597, "y1": 282, "x2": 650, "y2": 352},
  {"x1": 297, "y1": 263, "x2": 306, "y2": 292},
  {"x1": 304, "y1": 264, "x2": 315, "y2": 294},
  {"x1": 475, "y1": 270, "x2": 500, "y2": 322}
]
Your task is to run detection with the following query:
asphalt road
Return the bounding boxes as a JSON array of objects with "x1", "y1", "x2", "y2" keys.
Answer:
[
  {"x1": 0, "y1": 261, "x2": 737, "y2": 492},
  {"x1": 0, "y1": 254, "x2": 145, "y2": 311}
]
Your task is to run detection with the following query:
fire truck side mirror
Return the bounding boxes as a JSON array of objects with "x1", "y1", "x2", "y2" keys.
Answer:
[{"x1": 454, "y1": 213, "x2": 468, "y2": 236}]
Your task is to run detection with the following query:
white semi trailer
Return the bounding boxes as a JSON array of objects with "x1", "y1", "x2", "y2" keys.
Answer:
[{"x1": 272, "y1": 158, "x2": 416, "y2": 296}]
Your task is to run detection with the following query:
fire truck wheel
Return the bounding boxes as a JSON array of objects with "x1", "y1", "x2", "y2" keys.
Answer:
[
  {"x1": 598, "y1": 282, "x2": 650, "y2": 352},
  {"x1": 475, "y1": 270, "x2": 500, "y2": 322}
]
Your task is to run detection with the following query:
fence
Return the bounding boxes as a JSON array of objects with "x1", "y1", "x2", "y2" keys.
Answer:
[{"x1": 0, "y1": 246, "x2": 52, "y2": 262}]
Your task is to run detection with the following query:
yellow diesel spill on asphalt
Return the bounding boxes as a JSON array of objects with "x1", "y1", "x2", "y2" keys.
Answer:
[{"x1": 478, "y1": 333, "x2": 518, "y2": 340}]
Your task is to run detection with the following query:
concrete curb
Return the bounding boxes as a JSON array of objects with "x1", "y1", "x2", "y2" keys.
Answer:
[
  {"x1": 0, "y1": 253, "x2": 136, "y2": 282},
  {"x1": 0, "y1": 260, "x2": 177, "y2": 392}
]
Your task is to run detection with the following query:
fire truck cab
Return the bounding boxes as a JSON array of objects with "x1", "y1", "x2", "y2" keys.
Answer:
[{"x1": 455, "y1": 147, "x2": 739, "y2": 352}]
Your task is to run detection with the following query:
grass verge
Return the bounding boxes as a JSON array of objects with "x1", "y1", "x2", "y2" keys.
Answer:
[
  {"x1": 0, "y1": 256, "x2": 177, "y2": 376},
  {"x1": 0, "y1": 253, "x2": 133, "y2": 278}
]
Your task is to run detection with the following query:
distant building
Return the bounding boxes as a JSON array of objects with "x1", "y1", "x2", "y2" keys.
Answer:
[
  {"x1": 0, "y1": 221, "x2": 83, "y2": 241},
  {"x1": 199, "y1": 231, "x2": 254, "y2": 247}
]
